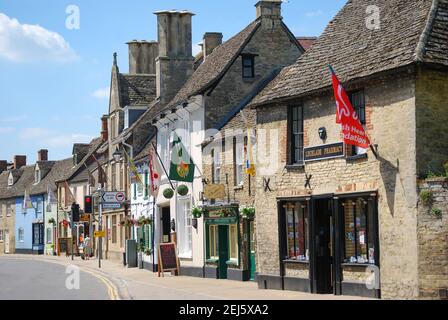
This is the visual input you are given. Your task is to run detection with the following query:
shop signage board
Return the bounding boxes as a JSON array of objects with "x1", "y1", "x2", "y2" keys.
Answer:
[
  {"x1": 102, "y1": 203, "x2": 121, "y2": 209},
  {"x1": 94, "y1": 230, "x2": 106, "y2": 238},
  {"x1": 158, "y1": 242, "x2": 179, "y2": 277},
  {"x1": 204, "y1": 184, "x2": 226, "y2": 200},
  {"x1": 304, "y1": 142, "x2": 345, "y2": 162},
  {"x1": 102, "y1": 191, "x2": 125, "y2": 203}
]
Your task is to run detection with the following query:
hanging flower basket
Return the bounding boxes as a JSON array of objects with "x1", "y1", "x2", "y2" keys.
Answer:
[
  {"x1": 240, "y1": 207, "x2": 255, "y2": 220},
  {"x1": 192, "y1": 207, "x2": 203, "y2": 219},
  {"x1": 48, "y1": 218, "x2": 56, "y2": 225},
  {"x1": 219, "y1": 208, "x2": 234, "y2": 218},
  {"x1": 163, "y1": 188, "x2": 174, "y2": 199},
  {"x1": 137, "y1": 216, "x2": 153, "y2": 226},
  {"x1": 177, "y1": 184, "x2": 189, "y2": 196}
]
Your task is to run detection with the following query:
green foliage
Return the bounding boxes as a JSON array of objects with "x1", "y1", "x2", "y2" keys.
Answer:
[
  {"x1": 444, "y1": 161, "x2": 448, "y2": 177},
  {"x1": 219, "y1": 208, "x2": 234, "y2": 218},
  {"x1": 145, "y1": 248, "x2": 153, "y2": 256},
  {"x1": 192, "y1": 207, "x2": 203, "y2": 218},
  {"x1": 241, "y1": 207, "x2": 255, "y2": 219},
  {"x1": 138, "y1": 242, "x2": 146, "y2": 253},
  {"x1": 426, "y1": 170, "x2": 445, "y2": 179},
  {"x1": 138, "y1": 216, "x2": 152, "y2": 226},
  {"x1": 163, "y1": 188, "x2": 174, "y2": 199},
  {"x1": 48, "y1": 218, "x2": 56, "y2": 225},
  {"x1": 431, "y1": 207, "x2": 442, "y2": 218},
  {"x1": 177, "y1": 184, "x2": 189, "y2": 196},
  {"x1": 420, "y1": 190, "x2": 434, "y2": 208}
]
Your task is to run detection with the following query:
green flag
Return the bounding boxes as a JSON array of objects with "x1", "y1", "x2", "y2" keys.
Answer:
[{"x1": 169, "y1": 133, "x2": 195, "y2": 183}]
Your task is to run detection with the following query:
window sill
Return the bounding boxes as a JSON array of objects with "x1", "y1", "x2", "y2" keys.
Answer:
[
  {"x1": 233, "y1": 186, "x2": 243, "y2": 191},
  {"x1": 283, "y1": 259, "x2": 309, "y2": 265},
  {"x1": 226, "y1": 259, "x2": 239, "y2": 266},
  {"x1": 206, "y1": 258, "x2": 219, "y2": 263},
  {"x1": 341, "y1": 262, "x2": 375, "y2": 268},
  {"x1": 285, "y1": 164, "x2": 305, "y2": 170},
  {"x1": 346, "y1": 154, "x2": 368, "y2": 161}
]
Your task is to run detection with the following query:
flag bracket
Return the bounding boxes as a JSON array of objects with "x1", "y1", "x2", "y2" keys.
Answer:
[{"x1": 370, "y1": 144, "x2": 379, "y2": 159}]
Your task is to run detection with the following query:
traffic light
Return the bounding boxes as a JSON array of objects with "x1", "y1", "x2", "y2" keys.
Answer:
[
  {"x1": 71, "y1": 203, "x2": 80, "y2": 222},
  {"x1": 84, "y1": 195, "x2": 93, "y2": 214}
]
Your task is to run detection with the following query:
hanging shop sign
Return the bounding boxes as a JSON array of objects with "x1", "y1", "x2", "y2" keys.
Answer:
[
  {"x1": 304, "y1": 142, "x2": 345, "y2": 162},
  {"x1": 204, "y1": 184, "x2": 226, "y2": 200}
]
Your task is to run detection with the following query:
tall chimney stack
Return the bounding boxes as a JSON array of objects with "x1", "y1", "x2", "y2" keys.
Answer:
[
  {"x1": 13, "y1": 155, "x2": 26, "y2": 170},
  {"x1": 127, "y1": 40, "x2": 159, "y2": 74},
  {"x1": 37, "y1": 149, "x2": 48, "y2": 162},
  {"x1": 0, "y1": 160, "x2": 7, "y2": 174},
  {"x1": 203, "y1": 32, "x2": 223, "y2": 59},
  {"x1": 255, "y1": 1, "x2": 283, "y2": 29},
  {"x1": 101, "y1": 115, "x2": 109, "y2": 141},
  {"x1": 154, "y1": 10, "x2": 195, "y2": 104}
]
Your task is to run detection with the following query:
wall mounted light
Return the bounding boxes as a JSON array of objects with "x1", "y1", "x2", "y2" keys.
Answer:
[{"x1": 318, "y1": 127, "x2": 327, "y2": 141}]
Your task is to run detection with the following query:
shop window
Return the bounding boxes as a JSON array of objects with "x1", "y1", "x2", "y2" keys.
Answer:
[
  {"x1": 208, "y1": 225, "x2": 218, "y2": 259},
  {"x1": 229, "y1": 224, "x2": 239, "y2": 261},
  {"x1": 242, "y1": 55, "x2": 255, "y2": 78},
  {"x1": 111, "y1": 215, "x2": 117, "y2": 244},
  {"x1": 343, "y1": 198, "x2": 377, "y2": 264},
  {"x1": 284, "y1": 202, "x2": 309, "y2": 261},
  {"x1": 233, "y1": 137, "x2": 244, "y2": 186},
  {"x1": 18, "y1": 227, "x2": 24, "y2": 242},
  {"x1": 33, "y1": 223, "x2": 44, "y2": 245},
  {"x1": 177, "y1": 199, "x2": 192, "y2": 258},
  {"x1": 289, "y1": 106, "x2": 304, "y2": 165}
]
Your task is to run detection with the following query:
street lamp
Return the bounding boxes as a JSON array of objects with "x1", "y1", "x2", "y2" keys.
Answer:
[{"x1": 113, "y1": 149, "x2": 122, "y2": 162}]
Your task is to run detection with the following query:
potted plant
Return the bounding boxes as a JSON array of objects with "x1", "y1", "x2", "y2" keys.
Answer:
[
  {"x1": 145, "y1": 248, "x2": 153, "y2": 256},
  {"x1": 163, "y1": 188, "x2": 174, "y2": 199},
  {"x1": 177, "y1": 184, "x2": 189, "y2": 196},
  {"x1": 191, "y1": 207, "x2": 203, "y2": 229},
  {"x1": 48, "y1": 218, "x2": 56, "y2": 225}
]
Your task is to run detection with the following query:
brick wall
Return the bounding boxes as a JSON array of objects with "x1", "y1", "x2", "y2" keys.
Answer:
[{"x1": 417, "y1": 178, "x2": 448, "y2": 300}]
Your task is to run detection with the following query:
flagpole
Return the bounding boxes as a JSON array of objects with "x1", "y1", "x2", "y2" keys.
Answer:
[{"x1": 151, "y1": 142, "x2": 175, "y2": 190}]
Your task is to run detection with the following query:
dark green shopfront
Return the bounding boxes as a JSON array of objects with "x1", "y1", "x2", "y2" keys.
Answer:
[{"x1": 203, "y1": 204, "x2": 256, "y2": 282}]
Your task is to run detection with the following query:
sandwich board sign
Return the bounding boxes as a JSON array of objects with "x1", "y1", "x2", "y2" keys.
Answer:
[{"x1": 158, "y1": 243, "x2": 179, "y2": 277}]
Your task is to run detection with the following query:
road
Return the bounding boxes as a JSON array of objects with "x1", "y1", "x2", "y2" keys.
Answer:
[{"x1": 0, "y1": 258, "x2": 111, "y2": 300}]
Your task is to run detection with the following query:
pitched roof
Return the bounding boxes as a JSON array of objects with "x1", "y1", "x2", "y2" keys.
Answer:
[
  {"x1": 251, "y1": 0, "x2": 447, "y2": 107},
  {"x1": 296, "y1": 37, "x2": 317, "y2": 51},
  {"x1": 159, "y1": 20, "x2": 261, "y2": 113},
  {"x1": 30, "y1": 158, "x2": 73, "y2": 196},
  {"x1": 119, "y1": 74, "x2": 157, "y2": 106}
]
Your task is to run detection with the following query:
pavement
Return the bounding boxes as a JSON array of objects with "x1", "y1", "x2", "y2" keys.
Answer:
[{"x1": 0, "y1": 254, "x2": 371, "y2": 300}]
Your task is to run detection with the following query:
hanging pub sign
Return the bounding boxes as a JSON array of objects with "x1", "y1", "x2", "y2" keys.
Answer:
[
  {"x1": 304, "y1": 142, "x2": 345, "y2": 162},
  {"x1": 204, "y1": 184, "x2": 226, "y2": 200}
]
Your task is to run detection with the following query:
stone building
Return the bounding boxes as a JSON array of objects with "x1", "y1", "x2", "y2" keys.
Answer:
[
  {"x1": 149, "y1": 0, "x2": 304, "y2": 278},
  {"x1": 249, "y1": 0, "x2": 448, "y2": 299}
]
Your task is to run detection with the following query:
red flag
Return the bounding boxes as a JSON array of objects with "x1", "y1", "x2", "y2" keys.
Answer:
[
  {"x1": 330, "y1": 66, "x2": 371, "y2": 149},
  {"x1": 148, "y1": 149, "x2": 161, "y2": 198}
]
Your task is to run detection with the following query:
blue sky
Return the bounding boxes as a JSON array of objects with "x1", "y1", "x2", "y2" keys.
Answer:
[{"x1": 0, "y1": 0, "x2": 347, "y2": 164}]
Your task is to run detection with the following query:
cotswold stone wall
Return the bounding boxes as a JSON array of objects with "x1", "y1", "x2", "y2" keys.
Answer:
[
  {"x1": 416, "y1": 67, "x2": 448, "y2": 177},
  {"x1": 417, "y1": 178, "x2": 448, "y2": 300},
  {"x1": 255, "y1": 70, "x2": 420, "y2": 299}
]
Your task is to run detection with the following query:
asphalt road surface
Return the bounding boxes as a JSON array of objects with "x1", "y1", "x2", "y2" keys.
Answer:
[{"x1": 0, "y1": 258, "x2": 110, "y2": 300}]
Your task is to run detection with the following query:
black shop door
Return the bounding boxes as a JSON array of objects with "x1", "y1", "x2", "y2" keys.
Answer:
[
  {"x1": 162, "y1": 207, "x2": 171, "y2": 243},
  {"x1": 312, "y1": 199, "x2": 333, "y2": 294}
]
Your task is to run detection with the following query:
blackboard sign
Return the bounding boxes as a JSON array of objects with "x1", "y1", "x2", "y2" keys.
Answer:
[
  {"x1": 58, "y1": 238, "x2": 69, "y2": 256},
  {"x1": 304, "y1": 142, "x2": 345, "y2": 162},
  {"x1": 158, "y1": 243, "x2": 179, "y2": 277}
]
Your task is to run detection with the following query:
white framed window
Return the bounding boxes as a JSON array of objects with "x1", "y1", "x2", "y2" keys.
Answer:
[
  {"x1": 177, "y1": 198, "x2": 192, "y2": 258},
  {"x1": 18, "y1": 227, "x2": 24, "y2": 242},
  {"x1": 8, "y1": 173, "x2": 13, "y2": 186},
  {"x1": 36, "y1": 198, "x2": 43, "y2": 213},
  {"x1": 158, "y1": 124, "x2": 171, "y2": 173},
  {"x1": 229, "y1": 224, "x2": 239, "y2": 261},
  {"x1": 34, "y1": 169, "x2": 41, "y2": 184},
  {"x1": 208, "y1": 225, "x2": 218, "y2": 259},
  {"x1": 234, "y1": 137, "x2": 244, "y2": 186},
  {"x1": 0, "y1": 229, "x2": 3, "y2": 242},
  {"x1": 46, "y1": 227, "x2": 52, "y2": 244},
  {"x1": 212, "y1": 149, "x2": 221, "y2": 184}
]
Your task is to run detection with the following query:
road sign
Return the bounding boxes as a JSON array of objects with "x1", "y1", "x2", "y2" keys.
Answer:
[
  {"x1": 102, "y1": 203, "x2": 121, "y2": 209},
  {"x1": 94, "y1": 231, "x2": 106, "y2": 238},
  {"x1": 102, "y1": 192, "x2": 125, "y2": 204}
]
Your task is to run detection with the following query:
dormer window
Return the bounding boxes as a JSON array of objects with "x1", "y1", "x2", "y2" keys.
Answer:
[
  {"x1": 242, "y1": 54, "x2": 255, "y2": 78},
  {"x1": 7, "y1": 172, "x2": 13, "y2": 187},
  {"x1": 35, "y1": 164, "x2": 41, "y2": 184}
]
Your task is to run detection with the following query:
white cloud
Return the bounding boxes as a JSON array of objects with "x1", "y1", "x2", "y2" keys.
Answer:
[
  {"x1": 92, "y1": 87, "x2": 110, "y2": 99},
  {"x1": 0, "y1": 127, "x2": 15, "y2": 134},
  {"x1": 305, "y1": 10, "x2": 324, "y2": 17},
  {"x1": 0, "y1": 13, "x2": 78, "y2": 63}
]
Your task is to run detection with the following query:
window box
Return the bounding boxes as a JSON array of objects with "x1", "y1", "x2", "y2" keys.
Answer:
[
  {"x1": 283, "y1": 259, "x2": 309, "y2": 265},
  {"x1": 226, "y1": 259, "x2": 239, "y2": 267},
  {"x1": 346, "y1": 154, "x2": 368, "y2": 162},
  {"x1": 206, "y1": 258, "x2": 219, "y2": 264}
]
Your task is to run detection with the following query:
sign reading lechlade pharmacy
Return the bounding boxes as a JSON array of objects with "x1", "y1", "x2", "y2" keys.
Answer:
[{"x1": 304, "y1": 142, "x2": 345, "y2": 162}]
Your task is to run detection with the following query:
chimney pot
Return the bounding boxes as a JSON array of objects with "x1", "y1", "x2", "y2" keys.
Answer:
[
  {"x1": 127, "y1": 40, "x2": 158, "y2": 74},
  {"x1": 101, "y1": 115, "x2": 109, "y2": 141},
  {"x1": 37, "y1": 149, "x2": 48, "y2": 162},
  {"x1": 256, "y1": 0, "x2": 282, "y2": 27},
  {"x1": 13, "y1": 155, "x2": 26, "y2": 170}
]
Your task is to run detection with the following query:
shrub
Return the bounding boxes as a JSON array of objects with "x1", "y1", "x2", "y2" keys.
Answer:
[{"x1": 420, "y1": 190, "x2": 434, "y2": 208}]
